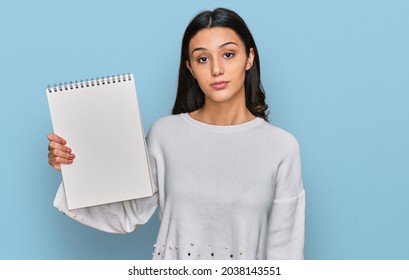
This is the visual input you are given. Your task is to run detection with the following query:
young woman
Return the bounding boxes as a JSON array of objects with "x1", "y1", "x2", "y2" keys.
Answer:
[{"x1": 47, "y1": 8, "x2": 305, "y2": 260}]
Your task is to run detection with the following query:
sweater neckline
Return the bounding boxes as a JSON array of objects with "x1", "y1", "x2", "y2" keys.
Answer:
[{"x1": 181, "y1": 113, "x2": 264, "y2": 132}]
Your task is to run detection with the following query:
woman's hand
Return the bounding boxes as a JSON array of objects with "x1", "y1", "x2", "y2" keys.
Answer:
[{"x1": 47, "y1": 133, "x2": 75, "y2": 171}]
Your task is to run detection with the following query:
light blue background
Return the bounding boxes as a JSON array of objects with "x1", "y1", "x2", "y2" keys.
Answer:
[{"x1": 1, "y1": 0, "x2": 408, "y2": 259}]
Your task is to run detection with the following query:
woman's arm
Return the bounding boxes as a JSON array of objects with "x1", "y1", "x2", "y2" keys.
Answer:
[
  {"x1": 47, "y1": 133, "x2": 159, "y2": 233},
  {"x1": 267, "y1": 137, "x2": 306, "y2": 259},
  {"x1": 54, "y1": 183, "x2": 158, "y2": 233}
]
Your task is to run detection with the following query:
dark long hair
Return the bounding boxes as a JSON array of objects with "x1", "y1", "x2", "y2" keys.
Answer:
[{"x1": 172, "y1": 8, "x2": 269, "y2": 121}]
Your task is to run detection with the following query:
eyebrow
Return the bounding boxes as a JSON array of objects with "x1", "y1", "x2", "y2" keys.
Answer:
[{"x1": 191, "y1": 41, "x2": 238, "y2": 54}]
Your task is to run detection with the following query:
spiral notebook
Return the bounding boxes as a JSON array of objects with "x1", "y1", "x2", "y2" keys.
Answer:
[{"x1": 46, "y1": 74, "x2": 154, "y2": 210}]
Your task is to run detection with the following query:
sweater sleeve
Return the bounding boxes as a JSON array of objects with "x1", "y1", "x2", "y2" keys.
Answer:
[
  {"x1": 53, "y1": 134, "x2": 160, "y2": 234},
  {"x1": 53, "y1": 183, "x2": 158, "y2": 234},
  {"x1": 267, "y1": 137, "x2": 306, "y2": 259}
]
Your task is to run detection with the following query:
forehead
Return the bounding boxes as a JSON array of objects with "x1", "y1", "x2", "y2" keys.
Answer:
[{"x1": 189, "y1": 27, "x2": 244, "y2": 49}]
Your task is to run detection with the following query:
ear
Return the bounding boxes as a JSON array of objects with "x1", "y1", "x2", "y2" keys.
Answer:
[
  {"x1": 186, "y1": 60, "x2": 196, "y2": 79},
  {"x1": 246, "y1": 48, "x2": 255, "y2": 70}
]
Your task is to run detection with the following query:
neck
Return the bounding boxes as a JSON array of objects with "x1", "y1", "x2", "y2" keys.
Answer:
[{"x1": 189, "y1": 103, "x2": 256, "y2": 125}]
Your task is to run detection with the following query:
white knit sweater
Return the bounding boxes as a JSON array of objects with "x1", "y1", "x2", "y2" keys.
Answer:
[{"x1": 54, "y1": 113, "x2": 305, "y2": 259}]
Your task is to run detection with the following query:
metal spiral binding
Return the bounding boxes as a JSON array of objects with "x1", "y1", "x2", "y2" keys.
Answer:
[{"x1": 47, "y1": 73, "x2": 132, "y2": 93}]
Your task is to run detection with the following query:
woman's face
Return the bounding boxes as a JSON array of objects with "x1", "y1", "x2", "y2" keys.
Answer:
[{"x1": 186, "y1": 27, "x2": 254, "y2": 107}]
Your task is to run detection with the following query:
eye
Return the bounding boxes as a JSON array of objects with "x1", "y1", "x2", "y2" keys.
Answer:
[
  {"x1": 224, "y1": 52, "x2": 235, "y2": 59},
  {"x1": 197, "y1": 56, "x2": 209, "y2": 63}
]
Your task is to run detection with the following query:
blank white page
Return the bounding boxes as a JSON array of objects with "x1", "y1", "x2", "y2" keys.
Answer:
[{"x1": 47, "y1": 74, "x2": 154, "y2": 209}]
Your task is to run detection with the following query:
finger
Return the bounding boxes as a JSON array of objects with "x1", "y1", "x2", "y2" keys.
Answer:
[
  {"x1": 54, "y1": 156, "x2": 74, "y2": 165},
  {"x1": 49, "y1": 156, "x2": 73, "y2": 169},
  {"x1": 48, "y1": 157, "x2": 61, "y2": 171},
  {"x1": 49, "y1": 140, "x2": 72, "y2": 153},
  {"x1": 49, "y1": 148, "x2": 75, "y2": 160},
  {"x1": 47, "y1": 133, "x2": 67, "y2": 145}
]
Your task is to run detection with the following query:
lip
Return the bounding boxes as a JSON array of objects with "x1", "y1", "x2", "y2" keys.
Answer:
[{"x1": 211, "y1": 81, "x2": 229, "y2": 90}]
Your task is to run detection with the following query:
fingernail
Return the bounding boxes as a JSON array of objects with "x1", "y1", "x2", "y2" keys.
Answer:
[
  {"x1": 66, "y1": 147, "x2": 71, "y2": 153},
  {"x1": 70, "y1": 154, "x2": 75, "y2": 159}
]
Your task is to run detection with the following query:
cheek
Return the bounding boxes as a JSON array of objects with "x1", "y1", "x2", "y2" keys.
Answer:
[
  {"x1": 196, "y1": 78, "x2": 210, "y2": 93},
  {"x1": 191, "y1": 66, "x2": 209, "y2": 84},
  {"x1": 228, "y1": 62, "x2": 247, "y2": 81},
  {"x1": 188, "y1": 67, "x2": 208, "y2": 92}
]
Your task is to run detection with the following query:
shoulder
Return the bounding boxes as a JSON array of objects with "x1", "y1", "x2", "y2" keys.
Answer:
[
  {"x1": 147, "y1": 114, "x2": 184, "y2": 140},
  {"x1": 259, "y1": 121, "x2": 299, "y2": 145},
  {"x1": 150, "y1": 114, "x2": 183, "y2": 130},
  {"x1": 257, "y1": 121, "x2": 301, "y2": 154}
]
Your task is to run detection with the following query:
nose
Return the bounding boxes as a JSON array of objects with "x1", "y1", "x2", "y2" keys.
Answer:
[{"x1": 211, "y1": 58, "x2": 224, "y2": 77}]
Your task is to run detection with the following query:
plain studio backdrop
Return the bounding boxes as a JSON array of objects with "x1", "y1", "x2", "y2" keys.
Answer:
[{"x1": 0, "y1": 0, "x2": 408, "y2": 259}]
